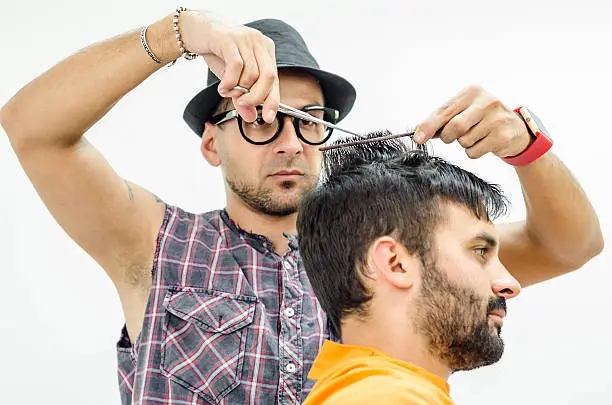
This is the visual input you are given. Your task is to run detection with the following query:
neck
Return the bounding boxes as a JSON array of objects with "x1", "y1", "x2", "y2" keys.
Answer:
[
  {"x1": 225, "y1": 194, "x2": 297, "y2": 255},
  {"x1": 341, "y1": 313, "x2": 451, "y2": 380}
]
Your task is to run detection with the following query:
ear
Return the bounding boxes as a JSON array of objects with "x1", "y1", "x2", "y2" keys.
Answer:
[
  {"x1": 368, "y1": 236, "x2": 418, "y2": 290},
  {"x1": 201, "y1": 122, "x2": 222, "y2": 167}
]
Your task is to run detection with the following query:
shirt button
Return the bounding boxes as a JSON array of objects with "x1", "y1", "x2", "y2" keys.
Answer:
[
  {"x1": 285, "y1": 363, "x2": 296, "y2": 373},
  {"x1": 285, "y1": 308, "x2": 295, "y2": 318},
  {"x1": 283, "y1": 261, "x2": 292, "y2": 270}
]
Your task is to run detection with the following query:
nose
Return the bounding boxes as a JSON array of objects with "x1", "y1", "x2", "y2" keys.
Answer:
[
  {"x1": 490, "y1": 261, "x2": 522, "y2": 300},
  {"x1": 272, "y1": 116, "x2": 304, "y2": 156}
]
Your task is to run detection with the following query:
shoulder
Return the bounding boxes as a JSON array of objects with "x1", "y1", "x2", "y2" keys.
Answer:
[
  {"x1": 308, "y1": 361, "x2": 452, "y2": 405},
  {"x1": 327, "y1": 378, "x2": 450, "y2": 404},
  {"x1": 334, "y1": 372, "x2": 452, "y2": 405},
  {"x1": 312, "y1": 356, "x2": 453, "y2": 405},
  {"x1": 160, "y1": 205, "x2": 224, "y2": 235}
]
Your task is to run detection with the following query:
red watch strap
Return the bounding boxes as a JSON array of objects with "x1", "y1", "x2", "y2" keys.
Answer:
[{"x1": 502, "y1": 107, "x2": 553, "y2": 166}]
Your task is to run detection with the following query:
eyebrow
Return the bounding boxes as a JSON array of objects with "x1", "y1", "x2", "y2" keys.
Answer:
[
  {"x1": 301, "y1": 103, "x2": 326, "y2": 109},
  {"x1": 472, "y1": 232, "x2": 498, "y2": 247}
]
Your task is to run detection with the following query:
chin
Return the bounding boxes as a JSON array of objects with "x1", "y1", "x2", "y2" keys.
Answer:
[
  {"x1": 265, "y1": 190, "x2": 302, "y2": 215},
  {"x1": 489, "y1": 322, "x2": 501, "y2": 335},
  {"x1": 273, "y1": 182, "x2": 309, "y2": 199},
  {"x1": 487, "y1": 317, "x2": 503, "y2": 335}
]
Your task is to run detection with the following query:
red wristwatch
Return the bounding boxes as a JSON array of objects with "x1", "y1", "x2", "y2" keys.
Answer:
[{"x1": 502, "y1": 106, "x2": 553, "y2": 166}]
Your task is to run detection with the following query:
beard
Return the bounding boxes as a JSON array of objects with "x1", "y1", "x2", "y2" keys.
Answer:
[
  {"x1": 227, "y1": 174, "x2": 317, "y2": 217},
  {"x1": 414, "y1": 256, "x2": 507, "y2": 372}
]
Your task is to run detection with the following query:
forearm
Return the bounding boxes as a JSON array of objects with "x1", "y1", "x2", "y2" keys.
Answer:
[
  {"x1": 516, "y1": 151, "x2": 603, "y2": 268},
  {"x1": 0, "y1": 14, "x2": 179, "y2": 149}
]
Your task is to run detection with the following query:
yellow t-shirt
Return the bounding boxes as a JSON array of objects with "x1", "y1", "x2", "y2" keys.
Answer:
[{"x1": 304, "y1": 340, "x2": 454, "y2": 405}]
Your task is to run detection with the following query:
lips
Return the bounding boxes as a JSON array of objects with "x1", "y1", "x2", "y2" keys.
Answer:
[
  {"x1": 270, "y1": 170, "x2": 304, "y2": 176},
  {"x1": 488, "y1": 309, "x2": 506, "y2": 319}
]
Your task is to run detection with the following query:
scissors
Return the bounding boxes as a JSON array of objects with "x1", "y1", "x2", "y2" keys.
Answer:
[{"x1": 232, "y1": 85, "x2": 365, "y2": 138}]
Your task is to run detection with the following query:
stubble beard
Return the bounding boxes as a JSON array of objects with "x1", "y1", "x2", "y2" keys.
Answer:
[{"x1": 227, "y1": 175, "x2": 318, "y2": 217}]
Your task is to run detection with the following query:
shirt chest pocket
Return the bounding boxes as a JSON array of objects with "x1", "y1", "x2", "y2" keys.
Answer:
[{"x1": 161, "y1": 288, "x2": 257, "y2": 404}]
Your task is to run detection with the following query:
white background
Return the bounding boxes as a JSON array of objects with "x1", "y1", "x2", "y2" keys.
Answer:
[{"x1": 1, "y1": 0, "x2": 610, "y2": 404}]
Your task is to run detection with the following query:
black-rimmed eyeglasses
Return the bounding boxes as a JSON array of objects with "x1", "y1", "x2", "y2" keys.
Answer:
[{"x1": 209, "y1": 105, "x2": 339, "y2": 146}]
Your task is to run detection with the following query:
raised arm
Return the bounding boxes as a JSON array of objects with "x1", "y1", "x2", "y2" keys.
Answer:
[
  {"x1": 0, "y1": 10, "x2": 279, "y2": 284},
  {"x1": 0, "y1": 15, "x2": 180, "y2": 277}
]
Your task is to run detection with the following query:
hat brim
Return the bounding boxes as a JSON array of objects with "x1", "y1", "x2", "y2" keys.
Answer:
[{"x1": 183, "y1": 65, "x2": 356, "y2": 137}]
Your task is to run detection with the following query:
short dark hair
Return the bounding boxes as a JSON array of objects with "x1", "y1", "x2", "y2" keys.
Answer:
[
  {"x1": 212, "y1": 97, "x2": 234, "y2": 117},
  {"x1": 296, "y1": 131, "x2": 509, "y2": 334}
]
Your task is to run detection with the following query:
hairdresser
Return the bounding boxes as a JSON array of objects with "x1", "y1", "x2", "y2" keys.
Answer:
[{"x1": 0, "y1": 8, "x2": 602, "y2": 405}]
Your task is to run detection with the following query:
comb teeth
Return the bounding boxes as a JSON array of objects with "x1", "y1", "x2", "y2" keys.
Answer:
[{"x1": 318, "y1": 129, "x2": 417, "y2": 152}]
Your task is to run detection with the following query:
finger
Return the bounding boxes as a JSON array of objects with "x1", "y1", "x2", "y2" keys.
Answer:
[
  {"x1": 439, "y1": 105, "x2": 486, "y2": 145},
  {"x1": 221, "y1": 86, "x2": 249, "y2": 99},
  {"x1": 457, "y1": 123, "x2": 490, "y2": 149},
  {"x1": 233, "y1": 42, "x2": 259, "y2": 98},
  {"x1": 414, "y1": 85, "x2": 483, "y2": 144},
  {"x1": 262, "y1": 76, "x2": 280, "y2": 124},
  {"x1": 220, "y1": 83, "x2": 251, "y2": 100},
  {"x1": 236, "y1": 41, "x2": 278, "y2": 122},
  {"x1": 456, "y1": 104, "x2": 508, "y2": 150},
  {"x1": 262, "y1": 38, "x2": 279, "y2": 123},
  {"x1": 217, "y1": 43, "x2": 244, "y2": 96},
  {"x1": 464, "y1": 133, "x2": 498, "y2": 159},
  {"x1": 414, "y1": 95, "x2": 470, "y2": 144},
  {"x1": 229, "y1": 46, "x2": 260, "y2": 123},
  {"x1": 461, "y1": 112, "x2": 521, "y2": 155},
  {"x1": 234, "y1": 99, "x2": 257, "y2": 122}
]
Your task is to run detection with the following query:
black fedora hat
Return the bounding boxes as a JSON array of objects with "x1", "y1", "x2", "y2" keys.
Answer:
[{"x1": 183, "y1": 18, "x2": 357, "y2": 137}]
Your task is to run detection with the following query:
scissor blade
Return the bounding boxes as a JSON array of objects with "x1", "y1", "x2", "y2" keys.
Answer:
[{"x1": 278, "y1": 104, "x2": 366, "y2": 138}]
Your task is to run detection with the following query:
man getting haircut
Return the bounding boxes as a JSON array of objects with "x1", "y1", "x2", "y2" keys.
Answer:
[{"x1": 297, "y1": 132, "x2": 522, "y2": 404}]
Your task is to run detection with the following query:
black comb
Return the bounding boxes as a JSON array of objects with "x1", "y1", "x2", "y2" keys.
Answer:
[{"x1": 318, "y1": 131, "x2": 417, "y2": 152}]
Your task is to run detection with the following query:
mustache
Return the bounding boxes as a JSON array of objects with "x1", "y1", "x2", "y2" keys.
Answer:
[
  {"x1": 267, "y1": 157, "x2": 312, "y2": 174},
  {"x1": 487, "y1": 296, "x2": 507, "y2": 315}
]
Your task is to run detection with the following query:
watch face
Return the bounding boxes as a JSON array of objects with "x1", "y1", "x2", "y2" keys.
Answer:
[{"x1": 520, "y1": 107, "x2": 550, "y2": 138}]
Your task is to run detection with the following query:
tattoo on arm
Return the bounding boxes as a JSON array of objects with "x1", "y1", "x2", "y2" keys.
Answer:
[
  {"x1": 125, "y1": 180, "x2": 134, "y2": 201},
  {"x1": 124, "y1": 180, "x2": 163, "y2": 204},
  {"x1": 151, "y1": 192, "x2": 163, "y2": 204}
]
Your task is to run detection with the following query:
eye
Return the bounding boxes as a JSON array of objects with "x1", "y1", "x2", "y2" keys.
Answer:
[
  {"x1": 253, "y1": 117, "x2": 267, "y2": 127},
  {"x1": 300, "y1": 118, "x2": 316, "y2": 127},
  {"x1": 249, "y1": 110, "x2": 270, "y2": 128},
  {"x1": 474, "y1": 247, "x2": 489, "y2": 258}
]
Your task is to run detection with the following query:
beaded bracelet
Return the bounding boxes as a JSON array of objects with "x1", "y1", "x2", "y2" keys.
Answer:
[{"x1": 173, "y1": 7, "x2": 198, "y2": 61}]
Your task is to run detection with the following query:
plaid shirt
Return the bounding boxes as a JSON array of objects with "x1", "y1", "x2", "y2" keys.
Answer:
[{"x1": 116, "y1": 205, "x2": 336, "y2": 405}]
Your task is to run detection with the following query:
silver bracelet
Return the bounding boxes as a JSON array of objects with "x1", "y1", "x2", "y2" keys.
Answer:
[
  {"x1": 140, "y1": 26, "x2": 162, "y2": 64},
  {"x1": 173, "y1": 7, "x2": 198, "y2": 60}
]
